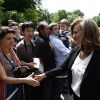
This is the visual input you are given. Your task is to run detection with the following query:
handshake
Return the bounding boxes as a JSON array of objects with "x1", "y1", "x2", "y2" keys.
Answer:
[{"x1": 25, "y1": 72, "x2": 46, "y2": 87}]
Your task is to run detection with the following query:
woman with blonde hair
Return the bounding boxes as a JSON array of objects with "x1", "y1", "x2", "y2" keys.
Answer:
[{"x1": 35, "y1": 18, "x2": 100, "y2": 100}]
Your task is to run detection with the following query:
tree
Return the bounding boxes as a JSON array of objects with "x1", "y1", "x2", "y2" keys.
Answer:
[
  {"x1": 67, "y1": 13, "x2": 79, "y2": 23},
  {"x1": 50, "y1": 9, "x2": 84, "y2": 23},
  {"x1": 73, "y1": 10, "x2": 84, "y2": 17},
  {"x1": 57, "y1": 10, "x2": 67, "y2": 21},
  {"x1": 0, "y1": 9, "x2": 3, "y2": 25},
  {"x1": 2, "y1": 0, "x2": 42, "y2": 12},
  {"x1": 39, "y1": 9, "x2": 51, "y2": 23},
  {"x1": 24, "y1": 8, "x2": 52, "y2": 26},
  {"x1": 2, "y1": 11, "x2": 26, "y2": 25},
  {"x1": 0, "y1": 0, "x2": 3, "y2": 5},
  {"x1": 24, "y1": 8, "x2": 41, "y2": 26},
  {"x1": 93, "y1": 16, "x2": 100, "y2": 27},
  {"x1": 50, "y1": 12, "x2": 59, "y2": 23},
  {"x1": 50, "y1": 9, "x2": 68, "y2": 23}
]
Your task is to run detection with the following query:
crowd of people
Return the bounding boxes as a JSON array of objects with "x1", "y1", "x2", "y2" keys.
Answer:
[{"x1": 0, "y1": 17, "x2": 100, "y2": 100}]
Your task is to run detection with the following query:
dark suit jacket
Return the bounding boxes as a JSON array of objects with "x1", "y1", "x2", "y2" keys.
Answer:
[
  {"x1": 34, "y1": 35, "x2": 56, "y2": 100},
  {"x1": 34, "y1": 35, "x2": 56, "y2": 72},
  {"x1": 45, "y1": 46, "x2": 100, "y2": 100}
]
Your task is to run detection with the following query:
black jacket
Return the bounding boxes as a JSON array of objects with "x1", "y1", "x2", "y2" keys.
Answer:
[
  {"x1": 45, "y1": 46, "x2": 100, "y2": 100},
  {"x1": 34, "y1": 35, "x2": 56, "y2": 72}
]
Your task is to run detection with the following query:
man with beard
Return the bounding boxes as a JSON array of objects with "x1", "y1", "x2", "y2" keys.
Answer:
[{"x1": 34, "y1": 21, "x2": 56, "y2": 100}]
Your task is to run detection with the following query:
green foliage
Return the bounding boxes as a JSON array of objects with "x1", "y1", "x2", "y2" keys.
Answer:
[
  {"x1": 39, "y1": 9, "x2": 52, "y2": 23},
  {"x1": 93, "y1": 16, "x2": 100, "y2": 27},
  {"x1": 0, "y1": 9, "x2": 3, "y2": 25},
  {"x1": 67, "y1": 13, "x2": 79, "y2": 23},
  {"x1": 24, "y1": 8, "x2": 41, "y2": 26},
  {"x1": 50, "y1": 10, "x2": 68, "y2": 23},
  {"x1": 50, "y1": 13, "x2": 59, "y2": 23},
  {"x1": 57, "y1": 10, "x2": 67, "y2": 21},
  {"x1": 2, "y1": 11, "x2": 26, "y2": 25},
  {"x1": 50, "y1": 9, "x2": 84, "y2": 23},
  {"x1": 0, "y1": 0, "x2": 99, "y2": 28},
  {"x1": 0, "y1": 0, "x2": 86, "y2": 26},
  {"x1": 2, "y1": 0, "x2": 41, "y2": 12},
  {"x1": 0, "y1": 0, "x2": 42, "y2": 26},
  {"x1": 24, "y1": 9, "x2": 52, "y2": 26},
  {"x1": 0, "y1": 0, "x2": 4, "y2": 5},
  {"x1": 73, "y1": 10, "x2": 84, "y2": 17}
]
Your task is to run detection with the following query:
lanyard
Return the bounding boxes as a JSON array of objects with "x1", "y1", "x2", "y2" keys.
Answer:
[{"x1": 3, "y1": 52, "x2": 15, "y2": 70}]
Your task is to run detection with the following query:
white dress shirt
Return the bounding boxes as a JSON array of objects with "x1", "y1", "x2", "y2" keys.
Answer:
[
  {"x1": 50, "y1": 34, "x2": 70, "y2": 67},
  {"x1": 71, "y1": 52, "x2": 93, "y2": 97}
]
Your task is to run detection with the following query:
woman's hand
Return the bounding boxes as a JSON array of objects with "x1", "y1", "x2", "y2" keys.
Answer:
[
  {"x1": 25, "y1": 72, "x2": 40, "y2": 87},
  {"x1": 34, "y1": 73, "x2": 46, "y2": 82}
]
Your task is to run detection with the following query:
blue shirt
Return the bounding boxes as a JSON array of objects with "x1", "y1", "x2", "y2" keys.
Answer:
[{"x1": 50, "y1": 34, "x2": 70, "y2": 67}]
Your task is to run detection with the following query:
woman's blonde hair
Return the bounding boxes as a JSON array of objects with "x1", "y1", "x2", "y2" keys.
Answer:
[
  {"x1": 81, "y1": 18, "x2": 100, "y2": 54},
  {"x1": 70, "y1": 17, "x2": 83, "y2": 34}
]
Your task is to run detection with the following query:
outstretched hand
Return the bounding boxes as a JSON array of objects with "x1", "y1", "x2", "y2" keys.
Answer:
[
  {"x1": 26, "y1": 72, "x2": 40, "y2": 87},
  {"x1": 34, "y1": 73, "x2": 46, "y2": 82}
]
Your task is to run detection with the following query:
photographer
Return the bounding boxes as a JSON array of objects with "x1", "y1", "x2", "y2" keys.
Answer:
[{"x1": 0, "y1": 27, "x2": 39, "y2": 100}]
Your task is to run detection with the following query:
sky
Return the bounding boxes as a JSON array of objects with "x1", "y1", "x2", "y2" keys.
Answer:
[{"x1": 42, "y1": 0, "x2": 100, "y2": 18}]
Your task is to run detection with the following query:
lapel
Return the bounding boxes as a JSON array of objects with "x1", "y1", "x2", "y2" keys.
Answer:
[
  {"x1": 82, "y1": 50, "x2": 97, "y2": 82},
  {"x1": 68, "y1": 46, "x2": 80, "y2": 70},
  {"x1": 68, "y1": 46, "x2": 80, "y2": 87}
]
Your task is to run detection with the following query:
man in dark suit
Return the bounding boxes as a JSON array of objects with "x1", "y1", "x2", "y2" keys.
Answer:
[{"x1": 34, "y1": 21, "x2": 56, "y2": 100}]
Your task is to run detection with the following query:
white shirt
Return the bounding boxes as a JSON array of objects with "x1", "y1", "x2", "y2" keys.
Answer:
[
  {"x1": 50, "y1": 34, "x2": 70, "y2": 67},
  {"x1": 71, "y1": 52, "x2": 93, "y2": 97}
]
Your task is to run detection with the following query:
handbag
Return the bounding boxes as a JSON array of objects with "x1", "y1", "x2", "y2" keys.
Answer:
[{"x1": 12, "y1": 64, "x2": 33, "y2": 78}]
